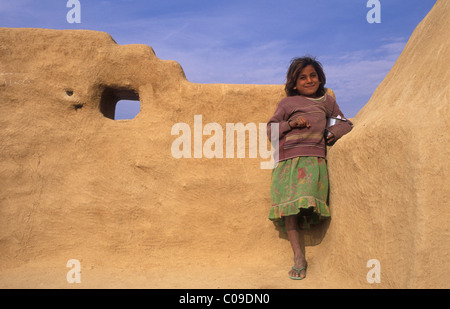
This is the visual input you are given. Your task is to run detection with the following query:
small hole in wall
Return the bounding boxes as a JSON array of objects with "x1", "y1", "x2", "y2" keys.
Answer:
[
  {"x1": 100, "y1": 87, "x2": 140, "y2": 120},
  {"x1": 73, "y1": 103, "x2": 83, "y2": 110}
]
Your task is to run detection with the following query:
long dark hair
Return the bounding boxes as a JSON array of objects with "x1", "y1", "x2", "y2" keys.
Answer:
[{"x1": 285, "y1": 56, "x2": 326, "y2": 97}]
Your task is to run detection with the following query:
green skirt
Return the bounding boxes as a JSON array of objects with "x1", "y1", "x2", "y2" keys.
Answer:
[{"x1": 269, "y1": 156, "x2": 330, "y2": 230}]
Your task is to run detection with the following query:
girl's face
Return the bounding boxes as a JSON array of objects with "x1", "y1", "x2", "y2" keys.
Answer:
[{"x1": 295, "y1": 65, "x2": 321, "y2": 97}]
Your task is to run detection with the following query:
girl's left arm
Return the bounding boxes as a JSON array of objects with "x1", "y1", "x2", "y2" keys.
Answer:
[{"x1": 327, "y1": 99, "x2": 353, "y2": 144}]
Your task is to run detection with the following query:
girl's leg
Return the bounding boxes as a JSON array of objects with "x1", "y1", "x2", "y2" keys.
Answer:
[{"x1": 285, "y1": 215, "x2": 307, "y2": 278}]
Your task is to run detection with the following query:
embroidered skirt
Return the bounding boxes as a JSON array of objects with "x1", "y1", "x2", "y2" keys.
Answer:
[{"x1": 269, "y1": 156, "x2": 331, "y2": 230}]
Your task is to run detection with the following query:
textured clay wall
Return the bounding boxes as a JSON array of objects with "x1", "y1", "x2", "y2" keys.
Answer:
[{"x1": 0, "y1": 0, "x2": 448, "y2": 288}]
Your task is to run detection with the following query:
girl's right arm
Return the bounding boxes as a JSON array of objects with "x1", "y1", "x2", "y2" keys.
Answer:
[{"x1": 267, "y1": 101, "x2": 292, "y2": 142}]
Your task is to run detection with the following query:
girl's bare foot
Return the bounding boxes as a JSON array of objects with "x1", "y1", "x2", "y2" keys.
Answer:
[{"x1": 289, "y1": 256, "x2": 307, "y2": 279}]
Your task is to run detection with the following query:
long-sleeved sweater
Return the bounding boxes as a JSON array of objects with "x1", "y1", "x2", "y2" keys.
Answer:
[{"x1": 267, "y1": 93, "x2": 353, "y2": 162}]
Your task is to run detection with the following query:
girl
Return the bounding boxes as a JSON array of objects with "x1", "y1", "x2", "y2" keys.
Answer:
[{"x1": 267, "y1": 56, "x2": 353, "y2": 280}]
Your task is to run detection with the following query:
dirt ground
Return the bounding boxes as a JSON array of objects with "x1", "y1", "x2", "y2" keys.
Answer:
[{"x1": 1, "y1": 0, "x2": 449, "y2": 289}]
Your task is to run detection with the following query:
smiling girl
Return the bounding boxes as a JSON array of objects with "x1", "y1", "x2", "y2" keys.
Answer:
[{"x1": 267, "y1": 56, "x2": 353, "y2": 280}]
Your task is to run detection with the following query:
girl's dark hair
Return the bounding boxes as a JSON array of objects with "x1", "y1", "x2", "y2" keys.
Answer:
[{"x1": 285, "y1": 56, "x2": 326, "y2": 97}]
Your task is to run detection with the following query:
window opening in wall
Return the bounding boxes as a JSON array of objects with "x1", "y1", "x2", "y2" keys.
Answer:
[{"x1": 100, "y1": 87, "x2": 140, "y2": 120}]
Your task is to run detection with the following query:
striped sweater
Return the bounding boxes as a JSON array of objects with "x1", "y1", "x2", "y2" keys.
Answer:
[{"x1": 267, "y1": 93, "x2": 353, "y2": 162}]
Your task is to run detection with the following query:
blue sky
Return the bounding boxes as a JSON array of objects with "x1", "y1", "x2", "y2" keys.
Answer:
[{"x1": 0, "y1": 0, "x2": 437, "y2": 119}]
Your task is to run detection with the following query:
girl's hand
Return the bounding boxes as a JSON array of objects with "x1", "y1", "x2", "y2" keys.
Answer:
[
  {"x1": 289, "y1": 116, "x2": 311, "y2": 128},
  {"x1": 326, "y1": 132, "x2": 335, "y2": 144}
]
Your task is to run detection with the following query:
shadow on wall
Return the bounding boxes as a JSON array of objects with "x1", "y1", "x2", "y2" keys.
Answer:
[{"x1": 275, "y1": 219, "x2": 331, "y2": 247}]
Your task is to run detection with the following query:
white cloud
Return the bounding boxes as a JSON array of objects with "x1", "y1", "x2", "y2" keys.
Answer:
[{"x1": 322, "y1": 37, "x2": 408, "y2": 116}]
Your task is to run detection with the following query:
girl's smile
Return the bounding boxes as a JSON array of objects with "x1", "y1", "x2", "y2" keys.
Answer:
[{"x1": 295, "y1": 65, "x2": 321, "y2": 97}]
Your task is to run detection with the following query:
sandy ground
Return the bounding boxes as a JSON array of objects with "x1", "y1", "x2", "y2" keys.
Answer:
[{"x1": 1, "y1": 0, "x2": 449, "y2": 290}]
